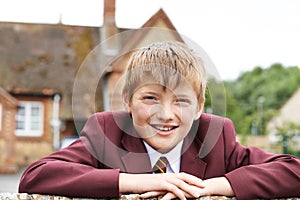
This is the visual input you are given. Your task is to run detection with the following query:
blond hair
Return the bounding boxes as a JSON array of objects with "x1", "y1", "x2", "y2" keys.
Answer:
[{"x1": 122, "y1": 41, "x2": 207, "y2": 103}]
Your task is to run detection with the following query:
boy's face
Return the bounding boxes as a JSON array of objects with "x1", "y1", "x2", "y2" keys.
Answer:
[{"x1": 125, "y1": 83, "x2": 203, "y2": 153}]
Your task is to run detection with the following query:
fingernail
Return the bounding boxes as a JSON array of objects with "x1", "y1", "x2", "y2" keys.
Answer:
[{"x1": 194, "y1": 192, "x2": 200, "y2": 198}]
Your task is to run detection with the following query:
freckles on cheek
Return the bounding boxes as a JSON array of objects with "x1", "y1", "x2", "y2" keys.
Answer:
[
  {"x1": 180, "y1": 110, "x2": 191, "y2": 119},
  {"x1": 132, "y1": 109, "x2": 151, "y2": 125}
]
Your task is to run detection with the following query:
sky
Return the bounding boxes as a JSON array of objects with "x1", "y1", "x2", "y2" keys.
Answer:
[{"x1": 1, "y1": 0, "x2": 300, "y2": 80}]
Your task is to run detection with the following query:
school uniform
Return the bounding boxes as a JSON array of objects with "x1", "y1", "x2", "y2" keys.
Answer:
[{"x1": 19, "y1": 111, "x2": 300, "y2": 199}]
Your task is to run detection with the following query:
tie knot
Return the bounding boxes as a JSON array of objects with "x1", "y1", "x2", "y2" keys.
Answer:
[{"x1": 153, "y1": 156, "x2": 168, "y2": 173}]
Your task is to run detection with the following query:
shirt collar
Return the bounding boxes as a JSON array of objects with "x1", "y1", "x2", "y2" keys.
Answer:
[{"x1": 143, "y1": 140, "x2": 183, "y2": 173}]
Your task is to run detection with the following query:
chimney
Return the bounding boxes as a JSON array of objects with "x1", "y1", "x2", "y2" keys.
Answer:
[
  {"x1": 101, "y1": 0, "x2": 119, "y2": 56},
  {"x1": 100, "y1": 0, "x2": 119, "y2": 111},
  {"x1": 103, "y1": 0, "x2": 116, "y2": 26}
]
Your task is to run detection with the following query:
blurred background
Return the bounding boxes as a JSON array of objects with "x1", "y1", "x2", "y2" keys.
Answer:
[{"x1": 0, "y1": 0, "x2": 299, "y2": 193}]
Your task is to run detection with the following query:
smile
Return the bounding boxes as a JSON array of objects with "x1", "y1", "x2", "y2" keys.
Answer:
[{"x1": 150, "y1": 124, "x2": 179, "y2": 132}]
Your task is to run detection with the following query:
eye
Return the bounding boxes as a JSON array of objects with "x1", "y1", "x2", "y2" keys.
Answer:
[
  {"x1": 175, "y1": 98, "x2": 191, "y2": 105},
  {"x1": 143, "y1": 95, "x2": 156, "y2": 100},
  {"x1": 178, "y1": 98, "x2": 188, "y2": 103},
  {"x1": 141, "y1": 95, "x2": 158, "y2": 104}
]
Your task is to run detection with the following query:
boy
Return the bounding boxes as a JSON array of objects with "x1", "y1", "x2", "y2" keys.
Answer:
[{"x1": 19, "y1": 41, "x2": 300, "y2": 199}]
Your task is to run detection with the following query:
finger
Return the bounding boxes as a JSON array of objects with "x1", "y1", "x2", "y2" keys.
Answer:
[
  {"x1": 160, "y1": 192, "x2": 176, "y2": 200},
  {"x1": 164, "y1": 175, "x2": 201, "y2": 198},
  {"x1": 139, "y1": 191, "x2": 164, "y2": 199},
  {"x1": 160, "y1": 190, "x2": 200, "y2": 200},
  {"x1": 175, "y1": 172, "x2": 206, "y2": 188},
  {"x1": 162, "y1": 182, "x2": 187, "y2": 200},
  {"x1": 134, "y1": 174, "x2": 186, "y2": 199}
]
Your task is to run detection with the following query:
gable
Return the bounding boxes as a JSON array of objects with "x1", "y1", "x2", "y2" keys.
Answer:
[
  {"x1": 112, "y1": 8, "x2": 183, "y2": 73},
  {"x1": 268, "y1": 87, "x2": 300, "y2": 130},
  {"x1": 0, "y1": 87, "x2": 18, "y2": 107},
  {"x1": 142, "y1": 8, "x2": 177, "y2": 31}
]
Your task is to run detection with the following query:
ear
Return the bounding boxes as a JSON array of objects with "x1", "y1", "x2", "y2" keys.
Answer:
[
  {"x1": 122, "y1": 92, "x2": 131, "y2": 112},
  {"x1": 194, "y1": 101, "x2": 204, "y2": 120}
]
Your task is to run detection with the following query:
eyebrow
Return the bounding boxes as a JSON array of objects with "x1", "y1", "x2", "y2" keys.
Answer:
[
  {"x1": 174, "y1": 94, "x2": 195, "y2": 100},
  {"x1": 140, "y1": 91, "x2": 160, "y2": 96},
  {"x1": 140, "y1": 90, "x2": 194, "y2": 100},
  {"x1": 138, "y1": 85, "x2": 196, "y2": 98}
]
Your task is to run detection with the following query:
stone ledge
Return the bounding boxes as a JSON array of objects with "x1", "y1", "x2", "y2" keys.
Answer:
[
  {"x1": 1, "y1": 193, "x2": 299, "y2": 200},
  {"x1": 0, "y1": 193, "x2": 237, "y2": 200}
]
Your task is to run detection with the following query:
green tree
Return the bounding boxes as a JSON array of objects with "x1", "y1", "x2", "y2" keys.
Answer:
[{"x1": 224, "y1": 63, "x2": 300, "y2": 135}]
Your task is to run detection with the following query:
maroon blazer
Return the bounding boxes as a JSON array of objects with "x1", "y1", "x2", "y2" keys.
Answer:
[{"x1": 19, "y1": 111, "x2": 300, "y2": 199}]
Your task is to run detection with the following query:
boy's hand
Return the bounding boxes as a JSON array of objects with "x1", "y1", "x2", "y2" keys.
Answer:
[
  {"x1": 119, "y1": 172, "x2": 205, "y2": 200},
  {"x1": 139, "y1": 183, "x2": 203, "y2": 200},
  {"x1": 200, "y1": 177, "x2": 234, "y2": 197},
  {"x1": 158, "y1": 177, "x2": 234, "y2": 199}
]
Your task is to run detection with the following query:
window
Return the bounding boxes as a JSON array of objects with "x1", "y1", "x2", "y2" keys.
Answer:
[
  {"x1": 15, "y1": 101, "x2": 44, "y2": 137},
  {"x1": 0, "y1": 103, "x2": 2, "y2": 131}
]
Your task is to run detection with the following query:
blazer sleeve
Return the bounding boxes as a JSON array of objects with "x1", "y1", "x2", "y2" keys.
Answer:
[
  {"x1": 222, "y1": 118, "x2": 300, "y2": 199},
  {"x1": 18, "y1": 114, "x2": 121, "y2": 198}
]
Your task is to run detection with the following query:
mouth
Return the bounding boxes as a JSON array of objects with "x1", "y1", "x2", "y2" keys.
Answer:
[{"x1": 150, "y1": 124, "x2": 179, "y2": 135}]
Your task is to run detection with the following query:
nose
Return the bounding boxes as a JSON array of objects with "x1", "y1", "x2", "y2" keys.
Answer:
[{"x1": 156, "y1": 104, "x2": 175, "y2": 121}]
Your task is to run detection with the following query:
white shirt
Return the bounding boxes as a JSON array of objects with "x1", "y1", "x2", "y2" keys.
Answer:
[{"x1": 143, "y1": 140, "x2": 183, "y2": 173}]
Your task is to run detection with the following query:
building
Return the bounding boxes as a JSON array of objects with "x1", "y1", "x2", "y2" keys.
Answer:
[
  {"x1": 0, "y1": 0, "x2": 184, "y2": 173},
  {"x1": 0, "y1": 87, "x2": 18, "y2": 173},
  {"x1": 267, "y1": 87, "x2": 300, "y2": 129},
  {"x1": 267, "y1": 87, "x2": 300, "y2": 150}
]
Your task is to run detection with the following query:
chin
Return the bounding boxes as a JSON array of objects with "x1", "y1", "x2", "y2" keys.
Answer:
[{"x1": 156, "y1": 144, "x2": 176, "y2": 153}]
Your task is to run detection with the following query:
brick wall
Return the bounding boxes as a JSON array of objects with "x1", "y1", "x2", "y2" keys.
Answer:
[
  {"x1": 0, "y1": 95, "x2": 18, "y2": 173},
  {"x1": 14, "y1": 141, "x2": 53, "y2": 167}
]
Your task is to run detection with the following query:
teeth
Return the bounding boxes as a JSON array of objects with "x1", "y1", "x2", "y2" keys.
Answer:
[{"x1": 155, "y1": 126, "x2": 173, "y2": 131}]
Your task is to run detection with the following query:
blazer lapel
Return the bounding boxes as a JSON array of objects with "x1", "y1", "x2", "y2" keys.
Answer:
[
  {"x1": 120, "y1": 124, "x2": 152, "y2": 173},
  {"x1": 180, "y1": 129, "x2": 207, "y2": 179},
  {"x1": 121, "y1": 151, "x2": 152, "y2": 173}
]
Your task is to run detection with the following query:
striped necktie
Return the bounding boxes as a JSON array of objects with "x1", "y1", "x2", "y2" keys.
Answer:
[{"x1": 153, "y1": 157, "x2": 168, "y2": 173}]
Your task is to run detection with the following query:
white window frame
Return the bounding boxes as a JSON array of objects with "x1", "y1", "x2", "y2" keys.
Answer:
[
  {"x1": 0, "y1": 103, "x2": 2, "y2": 131},
  {"x1": 15, "y1": 101, "x2": 44, "y2": 137}
]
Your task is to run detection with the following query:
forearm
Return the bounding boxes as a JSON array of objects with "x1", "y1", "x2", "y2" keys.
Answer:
[
  {"x1": 201, "y1": 177, "x2": 234, "y2": 197},
  {"x1": 119, "y1": 173, "x2": 144, "y2": 194},
  {"x1": 19, "y1": 160, "x2": 120, "y2": 198},
  {"x1": 225, "y1": 159, "x2": 300, "y2": 199}
]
